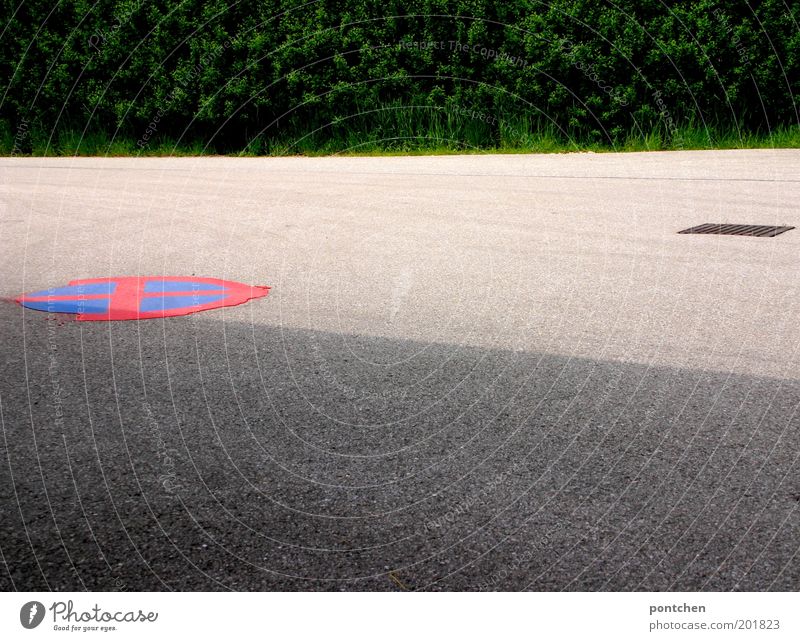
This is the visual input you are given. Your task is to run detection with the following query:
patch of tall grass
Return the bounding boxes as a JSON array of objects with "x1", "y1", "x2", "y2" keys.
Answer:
[{"x1": 2, "y1": 110, "x2": 798, "y2": 157}]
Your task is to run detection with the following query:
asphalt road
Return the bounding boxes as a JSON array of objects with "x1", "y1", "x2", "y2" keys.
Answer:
[{"x1": 1, "y1": 150, "x2": 799, "y2": 591}]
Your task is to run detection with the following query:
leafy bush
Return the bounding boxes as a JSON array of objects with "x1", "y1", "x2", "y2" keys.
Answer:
[{"x1": 1, "y1": 0, "x2": 797, "y2": 153}]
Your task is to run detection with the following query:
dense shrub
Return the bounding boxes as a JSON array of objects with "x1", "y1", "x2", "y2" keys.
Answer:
[{"x1": 1, "y1": 0, "x2": 797, "y2": 153}]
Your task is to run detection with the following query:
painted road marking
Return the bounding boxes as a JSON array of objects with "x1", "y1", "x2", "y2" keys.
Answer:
[{"x1": 16, "y1": 276, "x2": 270, "y2": 321}]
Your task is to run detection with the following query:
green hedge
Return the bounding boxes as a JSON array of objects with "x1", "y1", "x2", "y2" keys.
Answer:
[{"x1": 1, "y1": 0, "x2": 798, "y2": 153}]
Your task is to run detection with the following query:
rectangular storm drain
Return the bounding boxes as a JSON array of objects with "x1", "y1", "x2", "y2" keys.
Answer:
[{"x1": 678, "y1": 223, "x2": 795, "y2": 237}]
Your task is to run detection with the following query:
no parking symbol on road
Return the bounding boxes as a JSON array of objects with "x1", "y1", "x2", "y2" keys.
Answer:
[{"x1": 15, "y1": 276, "x2": 270, "y2": 321}]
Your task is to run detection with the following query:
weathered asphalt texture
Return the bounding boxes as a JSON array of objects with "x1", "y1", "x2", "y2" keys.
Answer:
[{"x1": 1, "y1": 151, "x2": 799, "y2": 591}]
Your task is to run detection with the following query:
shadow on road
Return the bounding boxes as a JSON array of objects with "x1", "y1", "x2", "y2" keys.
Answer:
[{"x1": 1, "y1": 306, "x2": 798, "y2": 591}]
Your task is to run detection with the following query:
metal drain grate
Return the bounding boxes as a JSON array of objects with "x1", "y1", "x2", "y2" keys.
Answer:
[{"x1": 678, "y1": 223, "x2": 795, "y2": 237}]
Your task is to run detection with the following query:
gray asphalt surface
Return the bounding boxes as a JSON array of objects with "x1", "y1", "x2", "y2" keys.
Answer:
[{"x1": 1, "y1": 151, "x2": 799, "y2": 591}]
